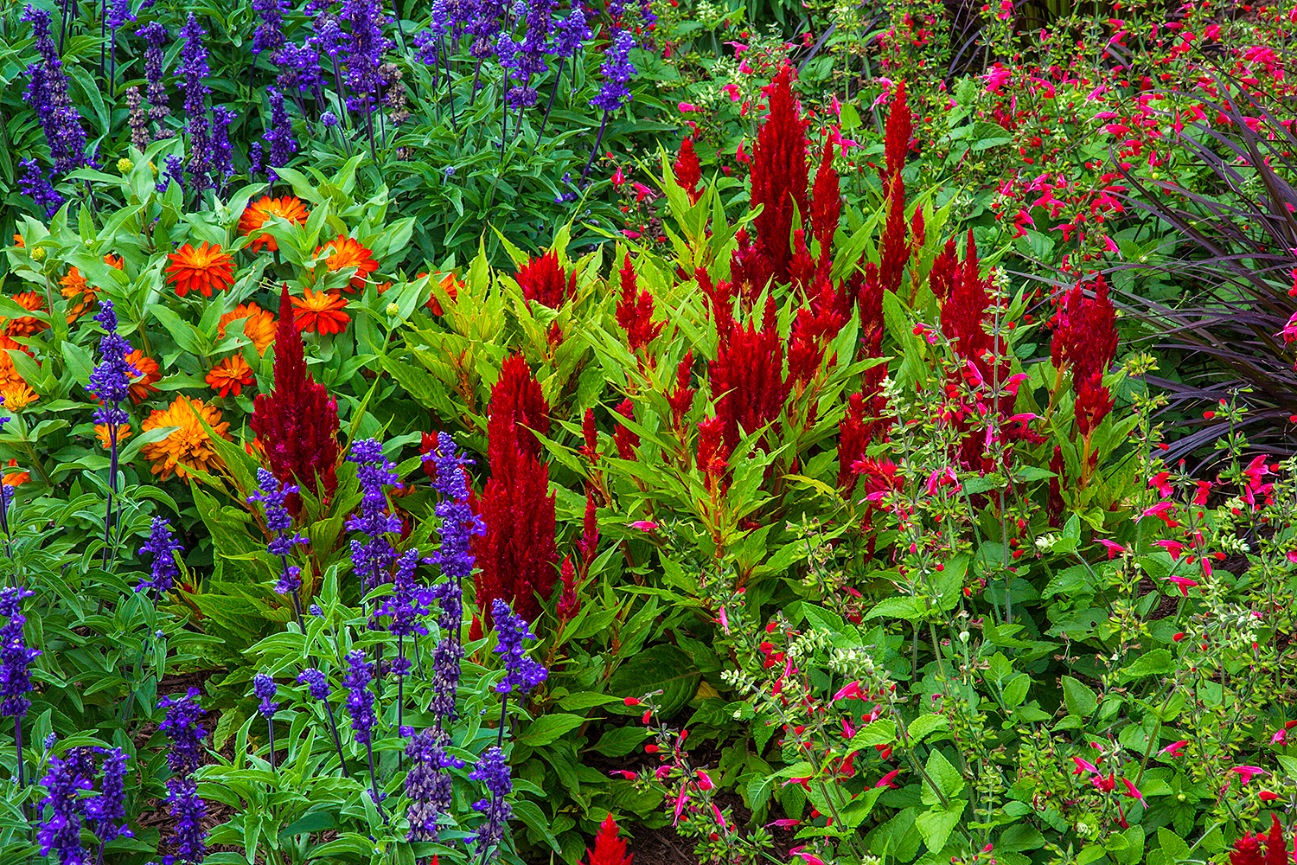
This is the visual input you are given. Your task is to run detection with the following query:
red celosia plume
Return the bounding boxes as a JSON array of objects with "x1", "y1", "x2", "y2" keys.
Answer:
[
  {"x1": 516, "y1": 250, "x2": 576, "y2": 309},
  {"x1": 613, "y1": 398, "x2": 639, "y2": 460},
  {"x1": 810, "y1": 139, "x2": 841, "y2": 273},
  {"x1": 250, "y1": 285, "x2": 340, "y2": 515},
  {"x1": 582, "y1": 815, "x2": 632, "y2": 865},
  {"x1": 881, "y1": 81, "x2": 912, "y2": 191},
  {"x1": 709, "y1": 298, "x2": 790, "y2": 449},
  {"x1": 616, "y1": 254, "x2": 663, "y2": 355},
  {"x1": 473, "y1": 355, "x2": 558, "y2": 626},
  {"x1": 1051, "y1": 275, "x2": 1118, "y2": 436},
  {"x1": 674, "y1": 137, "x2": 704, "y2": 204}
]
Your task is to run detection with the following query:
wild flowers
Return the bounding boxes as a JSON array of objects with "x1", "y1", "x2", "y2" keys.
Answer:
[
  {"x1": 164, "y1": 242, "x2": 236, "y2": 297},
  {"x1": 158, "y1": 688, "x2": 208, "y2": 865}
]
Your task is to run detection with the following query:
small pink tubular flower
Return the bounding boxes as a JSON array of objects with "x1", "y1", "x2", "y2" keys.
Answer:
[
  {"x1": 629, "y1": 520, "x2": 658, "y2": 531},
  {"x1": 1159, "y1": 740, "x2": 1189, "y2": 757},
  {"x1": 1097, "y1": 539, "x2": 1126, "y2": 559},
  {"x1": 1165, "y1": 575, "x2": 1199, "y2": 597},
  {"x1": 833, "y1": 681, "x2": 866, "y2": 702},
  {"x1": 875, "y1": 769, "x2": 902, "y2": 788},
  {"x1": 1230, "y1": 765, "x2": 1268, "y2": 785},
  {"x1": 1121, "y1": 778, "x2": 1145, "y2": 805},
  {"x1": 1073, "y1": 756, "x2": 1099, "y2": 775},
  {"x1": 790, "y1": 847, "x2": 828, "y2": 865}
]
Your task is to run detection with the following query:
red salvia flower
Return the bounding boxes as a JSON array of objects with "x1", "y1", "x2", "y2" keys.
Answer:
[
  {"x1": 516, "y1": 250, "x2": 576, "y2": 309},
  {"x1": 674, "y1": 137, "x2": 704, "y2": 204},
  {"x1": 878, "y1": 175, "x2": 911, "y2": 295},
  {"x1": 582, "y1": 814, "x2": 633, "y2": 865},
  {"x1": 1232, "y1": 834, "x2": 1266, "y2": 865},
  {"x1": 249, "y1": 285, "x2": 340, "y2": 515},
  {"x1": 710, "y1": 297, "x2": 790, "y2": 449},
  {"x1": 613, "y1": 398, "x2": 639, "y2": 460},
  {"x1": 881, "y1": 81, "x2": 912, "y2": 192},
  {"x1": 615, "y1": 254, "x2": 663, "y2": 355},
  {"x1": 473, "y1": 355, "x2": 558, "y2": 626}
]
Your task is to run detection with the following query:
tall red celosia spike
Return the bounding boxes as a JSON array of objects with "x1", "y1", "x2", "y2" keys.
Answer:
[
  {"x1": 674, "y1": 137, "x2": 704, "y2": 204},
  {"x1": 474, "y1": 355, "x2": 558, "y2": 627},
  {"x1": 810, "y1": 138, "x2": 841, "y2": 267},
  {"x1": 1264, "y1": 815, "x2": 1288, "y2": 865},
  {"x1": 616, "y1": 254, "x2": 663, "y2": 355},
  {"x1": 787, "y1": 282, "x2": 846, "y2": 387},
  {"x1": 1046, "y1": 445, "x2": 1065, "y2": 526},
  {"x1": 578, "y1": 489, "x2": 598, "y2": 566},
  {"x1": 516, "y1": 250, "x2": 576, "y2": 309},
  {"x1": 250, "y1": 284, "x2": 340, "y2": 515},
  {"x1": 613, "y1": 398, "x2": 639, "y2": 460},
  {"x1": 748, "y1": 63, "x2": 809, "y2": 286},
  {"x1": 668, "y1": 351, "x2": 695, "y2": 431},
  {"x1": 581, "y1": 407, "x2": 599, "y2": 465},
  {"x1": 556, "y1": 555, "x2": 580, "y2": 622},
  {"x1": 881, "y1": 81, "x2": 912, "y2": 192},
  {"x1": 928, "y1": 237, "x2": 958, "y2": 301},
  {"x1": 487, "y1": 354, "x2": 550, "y2": 464},
  {"x1": 697, "y1": 268, "x2": 734, "y2": 338},
  {"x1": 582, "y1": 815, "x2": 633, "y2": 865},
  {"x1": 1052, "y1": 275, "x2": 1118, "y2": 383},
  {"x1": 838, "y1": 392, "x2": 870, "y2": 491},
  {"x1": 878, "y1": 174, "x2": 910, "y2": 296},
  {"x1": 910, "y1": 205, "x2": 925, "y2": 248},
  {"x1": 1232, "y1": 834, "x2": 1266, "y2": 865},
  {"x1": 709, "y1": 300, "x2": 789, "y2": 449},
  {"x1": 696, "y1": 415, "x2": 730, "y2": 483},
  {"x1": 857, "y1": 262, "x2": 884, "y2": 357},
  {"x1": 1074, "y1": 370, "x2": 1113, "y2": 439}
]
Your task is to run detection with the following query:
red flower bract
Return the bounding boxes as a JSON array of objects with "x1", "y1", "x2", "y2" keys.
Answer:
[
  {"x1": 615, "y1": 254, "x2": 663, "y2": 355},
  {"x1": 249, "y1": 285, "x2": 341, "y2": 515},
  {"x1": 674, "y1": 137, "x2": 704, "y2": 204},
  {"x1": 516, "y1": 250, "x2": 576, "y2": 309},
  {"x1": 582, "y1": 814, "x2": 632, "y2": 865},
  {"x1": 472, "y1": 354, "x2": 558, "y2": 627},
  {"x1": 709, "y1": 297, "x2": 789, "y2": 450}
]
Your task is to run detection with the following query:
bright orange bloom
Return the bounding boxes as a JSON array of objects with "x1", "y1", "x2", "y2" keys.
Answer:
[
  {"x1": 166, "y1": 242, "x2": 235, "y2": 297},
  {"x1": 218, "y1": 302, "x2": 276, "y2": 354},
  {"x1": 4, "y1": 292, "x2": 48, "y2": 338},
  {"x1": 291, "y1": 287, "x2": 350, "y2": 335},
  {"x1": 104, "y1": 253, "x2": 124, "y2": 270},
  {"x1": 141, "y1": 396, "x2": 230, "y2": 480},
  {"x1": 317, "y1": 235, "x2": 378, "y2": 291},
  {"x1": 426, "y1": 272, "x2": 461, "y2": 316},
  {"x1": 206, "y1": 355, "x2": 256, "y2": 397},
  {"x1": 12, "y1": 235, "x2": 24, "y2": 248},
  {"x1": 126, "y1": 349, "x2": 161, "y2": 403},
  {"x1": 60, "y1": 267, "x2": 98, "y2": 321},
  {"x1": 95, "y1": 423, "x2": 131, "y2": 449},
  {"x1": 238, "y1": 196, "x2": 309, "y2": 253},
  {"x1": 3, "y1": 460, "x2": 29, "y2": 486},
  {"x1": 0, "y1": 381, "x2": 37, "y2": 411},
  {"x1": 0, "y1": 352, "x2": 21, "y2": 389}
]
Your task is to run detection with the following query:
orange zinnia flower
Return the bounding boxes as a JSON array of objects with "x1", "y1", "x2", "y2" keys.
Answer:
[
  {"x1": 239, "y1": 196, "x2": 309, "y2": 253},
  {"x1": 206, "y1": 355, "x2": 256, "y2": 397},
  {"x1": 95, "y1": 423, "x2": 132, "y2": 449},
  {"x1": 218, "y1": 302, "x2": 277, "y2": 354},
  {"x1": 104, "y1": 253, "x2": 124, "y2": 270},
  {"x1": 317, "y1": 235, "x2": 378, "y2": 291},
  {"x1": 166, "y1": 242, "x2": 235, "y2": 297},
  {"x1": 3, "y1": 460, "x2": 29, "y2": 486},
  {"x1": 426, "y1": 271, "x2": 461, "y2": 316},
  {"x1": 4, "y1": 292, "x2": 48, "y2": 338},
  {"x1": 141, "y1": 396, "x2": 230, "y2": 480},
  {"x1": 60, "y1": 267, "x2": 98, "y2": 321},
  {"x1": 0, "y1": 352, "x2": 21, "y2": 388},
  {"x1": 0, "y1": 381, "x2": 37, "y2": 411},
  {"x1": 13, "y1": 235, "x2": 24, "y2": 248},
  {"x1": 126, "y1": 349, "x2": 161, "y2": 403},
  {"x1": 291, "y1": 288, "x2": 350, "y2": 335}
]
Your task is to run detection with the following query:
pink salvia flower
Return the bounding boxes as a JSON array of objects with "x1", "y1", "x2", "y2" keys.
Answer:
[
  {"x1": 1230, "y1": 765, "x2": 1268, "y2": 785},
  {"x1": 1165, "y1": 575, "x2": 1198, "y2": 597},
  {"x1": 629, "y1": 520, "x2": 658, "y2": 531},
  {"x1": 1159, "y1": 740, "x2": 1188, "y2": 757},
  {"x1": 790, "y1": 848, "x2": 828, "y2": 865},
  {"x1": 833, "y1": 681, "x2": 865, "y2": 702},
  {"x1": 875, "y1": 769, "x2": 902, "y2": 788},
  {"x1": 1121, "y1": 778, "x2": 1145, "y2": 805},
  {"x1": 1072, "y1": 756, "x2": 1099, "y2": 775},
  {"x1": 1097, "y1": 540, "x2": 1126, "y2": 559}
]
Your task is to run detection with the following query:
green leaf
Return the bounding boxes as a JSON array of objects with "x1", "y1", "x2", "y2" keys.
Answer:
[
  {"x1": 592, "y1": 725, "x2": 650, "y2": 758},
  {"x1": 1062, "y1": 676, "x2": 1098, "y2": 718},
  {"x1": 557, "y1": 692, "x2": 622, "y2": 711},
  {"x1": 609, "y1": 644, "x2": 700, "y2": 716},
  {"x1": 907, "y1": 713, "x2": 949, "y2": 743},
  {"x1": 916, "y1": 804, "x2": 965, "y2": 852},
  {"x1": 1121, "y1": 649, "x2": 1174, "y2": 681},
  {"x1": 847, "y1": 719, "x2": 896, "y2": 752},
  {"x1": 921, "y1": 750, "x2": 965, "y2": 805},
  {"x1": 517, "y1": 713, "x2": 587, "y2": 747},
  {"x1": 864, "y1": 596, "x2": 928, "y2": 622}
]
